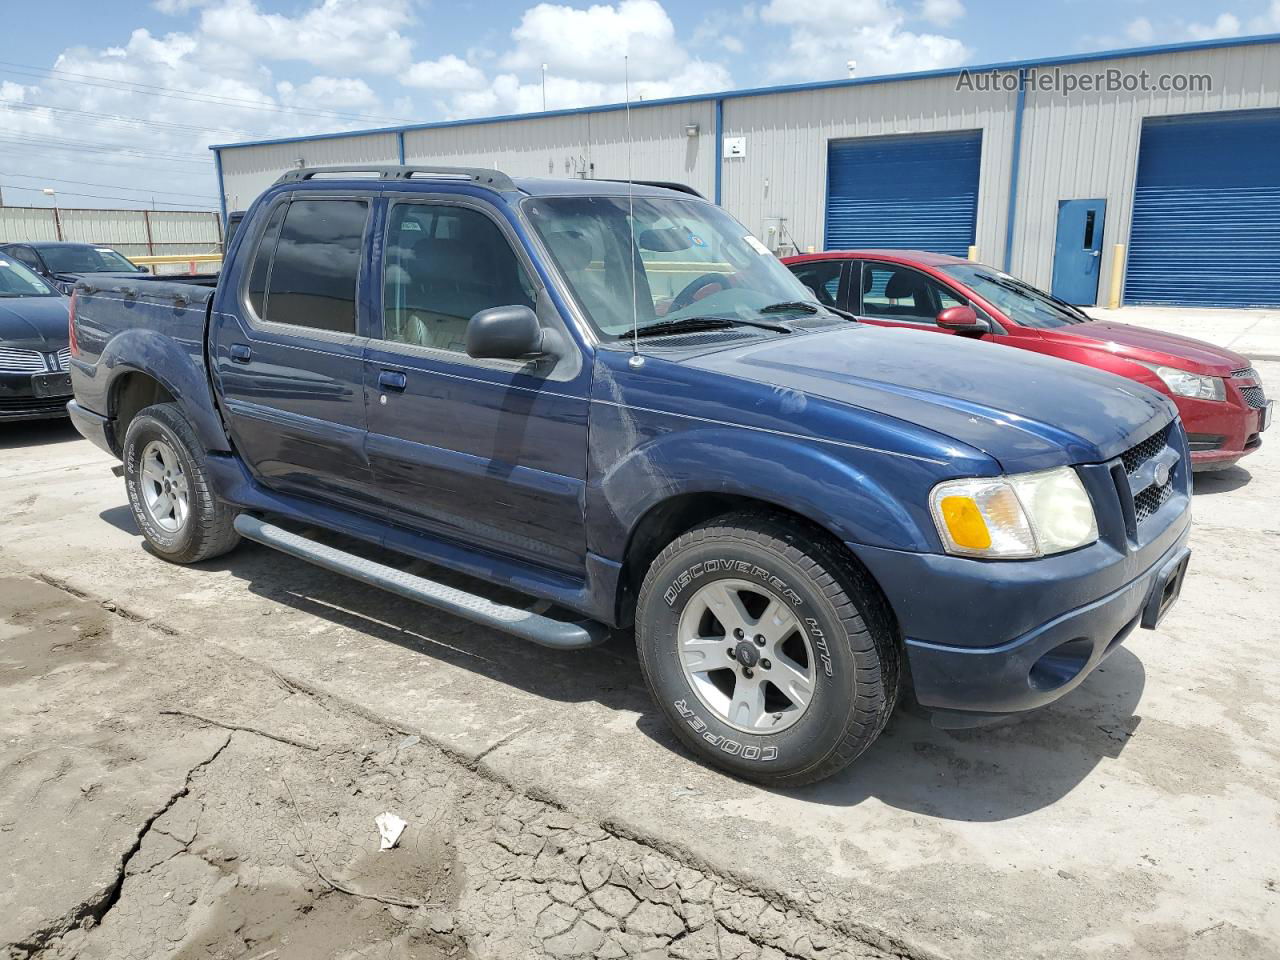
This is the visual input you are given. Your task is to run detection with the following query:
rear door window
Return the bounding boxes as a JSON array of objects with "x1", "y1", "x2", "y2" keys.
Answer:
[
  {"x1": 256, "y1": 199, "x2": 369, "y2": 334},
  {"x1": 787, "y1": 260, "x2": 845, "y2": 308}
]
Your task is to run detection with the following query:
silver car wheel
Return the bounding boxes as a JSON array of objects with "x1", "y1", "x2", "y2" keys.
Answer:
[
  {"x1": 139, "y1": 439, "x2": 190, "y2": 534},
  {"x1": 676, "y1": 578, "x2": 817, "y2": 734}
]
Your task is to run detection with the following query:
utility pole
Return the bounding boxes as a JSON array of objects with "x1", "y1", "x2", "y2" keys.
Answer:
[{"x1": 42, "y1": 188, "x2": 63, "y2": 240}]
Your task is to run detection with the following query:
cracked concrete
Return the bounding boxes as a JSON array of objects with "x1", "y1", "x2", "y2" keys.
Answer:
[{"x1": 1, "y1": 575, "x2": 910, "y2": 960}]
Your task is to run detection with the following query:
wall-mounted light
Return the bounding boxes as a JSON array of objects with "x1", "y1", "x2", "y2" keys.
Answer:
[{"x1": 685, "y1": 123, "x2": 700, "y2": 137}]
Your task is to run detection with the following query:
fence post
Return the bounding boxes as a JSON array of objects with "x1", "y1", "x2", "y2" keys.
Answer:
[{"x1": 143, "y1": 209, "x2": 155, "y2": 256}]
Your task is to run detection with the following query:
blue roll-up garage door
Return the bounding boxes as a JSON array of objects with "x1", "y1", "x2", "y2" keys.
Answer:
[
  {"x1": 1126, "y1": 109, "x2": 1280, "y2": 307},
  {"x1": 824, "y1": 130, "x2": 981, "y2": 257}
]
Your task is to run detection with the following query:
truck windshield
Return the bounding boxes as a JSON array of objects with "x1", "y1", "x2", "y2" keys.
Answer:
[
  {"x1": 0, "y1": 257, "x2": 57, "y2": 297},
  {"x1": 523, "y1": 195, "x2": 824, "y2": 339},
  {"x1": 940, "y1": 263, "x2": 1089, "y2": 329},
  {"x1": 39, "y1": 245, "x2": 141, "y2": 274}
]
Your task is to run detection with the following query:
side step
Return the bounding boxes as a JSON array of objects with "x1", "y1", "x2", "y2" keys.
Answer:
[{"x1": 233, "y1": 515, "x2": 608, "y2": 650}]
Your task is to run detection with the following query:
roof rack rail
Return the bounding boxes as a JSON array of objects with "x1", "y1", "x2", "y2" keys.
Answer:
[
  {"x1": 595, "y1": 179, "x2": 705, "y2": 199},
  {"x1": 274, "y1": 165, "x2": 517, "y2": 192}
]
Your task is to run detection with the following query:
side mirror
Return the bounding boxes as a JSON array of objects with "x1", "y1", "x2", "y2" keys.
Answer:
[
  {"x1": 936, "y1": 304, "x2": 990, "y2": 335},
  {"x1": 466, "y1": 305, "x2": 544, "y2": 360}
]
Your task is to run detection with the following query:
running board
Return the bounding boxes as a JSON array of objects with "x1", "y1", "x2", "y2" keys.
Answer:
[{"x1": 233, "y1": 515, "x2": 608, "y2": 650}]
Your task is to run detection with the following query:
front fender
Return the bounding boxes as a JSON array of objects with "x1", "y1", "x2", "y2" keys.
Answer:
[
  {"x1": 95, "y1": 328, "x2": 229, "y2": 453},
  {"x1": 587, "y1": 420, "x2": 949, "y2": 561}
]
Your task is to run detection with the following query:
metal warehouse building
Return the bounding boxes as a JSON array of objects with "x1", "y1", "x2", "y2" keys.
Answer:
[{"x1": 213, "y1": 34, "x2": 1280, "y2": 309}]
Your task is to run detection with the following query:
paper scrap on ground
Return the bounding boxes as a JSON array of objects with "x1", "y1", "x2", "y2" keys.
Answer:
[{"x1": 376, "y1": 812, "x2": 407, "y2": 850}]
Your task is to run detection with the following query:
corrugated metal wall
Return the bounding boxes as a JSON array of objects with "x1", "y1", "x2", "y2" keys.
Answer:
[
  {"x1": 213, "y1": 40, "x2": 1280, "y2": 306},
  {"x1": 402, "y1": 101, "x2": 717, "y2": 199},
  {"x1": 1011, "y1": 43, "x2": 1280, "y2": 297},
  {"x1": 720, "y1": 75, "x2": 1017, "y2": 258},
  {"x1": 219, "y1": 131, "x2": 400, "y2": 211},
  {"x1": 0, "y1": 206, "x2": 222, "y2": 256}
]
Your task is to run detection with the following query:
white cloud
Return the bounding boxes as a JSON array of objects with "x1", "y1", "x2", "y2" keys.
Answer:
[
  {"x1": 760, "y1": 0, "x2": 969, "y2": 80},
  {"x1": 1186, "y1": 12, "x2": 1242, "y2": 40},
  {"x1": 501, "y1": 0, "x2": 681, "y2": 82},
  {"x1": 1125, "y1": 17, "x2": 1155, "y2": 45},
  {"x1": 437, "y1": 0, "x2": 733, "y2": 119},
  {"x1": 153, "y1": 0, "x2": 215, "y2": 13},
  {"x1": 403, "y1": 54, "x2": 487, "y2": 91},
  {"x1": 281, "y1": 76, "x2": 380, "y2": 109},
  {"x1": 199, "y1": 0, "x2": 415, "y2": 74},
  {"x1": 919, "y1": 0, "x2": 964, "y2": 28}
]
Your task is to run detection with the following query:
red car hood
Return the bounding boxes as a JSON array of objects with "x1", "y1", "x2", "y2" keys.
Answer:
[{"x1": 1042, "y1": 320, "x2": 1249, "y2": 374}]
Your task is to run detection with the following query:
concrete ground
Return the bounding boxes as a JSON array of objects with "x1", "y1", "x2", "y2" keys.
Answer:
[{"x1": 2, "y1": 307, "x2": 1278, "y2": 959}]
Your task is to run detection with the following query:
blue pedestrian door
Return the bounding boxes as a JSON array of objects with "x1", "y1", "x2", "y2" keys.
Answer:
[
  {"x1": 825, "y1": 130, "x2": 981, "y2": 257},
  {"x1": 1051, "y1": 199, "x2": 1106, "y2": 305}
]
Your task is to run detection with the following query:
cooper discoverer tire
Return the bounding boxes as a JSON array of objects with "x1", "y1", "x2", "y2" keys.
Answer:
[
  {"x1": 636, "y1": 511, "x2": 899, "y2": 787},
  {"x1": 123, "y1": 402, "x2": 240, "y2": 564}
]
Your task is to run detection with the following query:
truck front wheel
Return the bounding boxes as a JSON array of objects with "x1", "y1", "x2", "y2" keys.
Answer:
[
  {"x1": 122, "y1": 402, "x2": 240, "y2": 564},
  {"x1": 636, "y1": 512, "x2": 899, "y2": 786}
]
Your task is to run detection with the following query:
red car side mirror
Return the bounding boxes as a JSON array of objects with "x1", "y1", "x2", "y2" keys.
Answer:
[{"x1": 936, "y1": 305, "x2": 990, "y2": 335}]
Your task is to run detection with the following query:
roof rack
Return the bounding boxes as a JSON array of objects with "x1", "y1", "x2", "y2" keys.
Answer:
[
  {"x1": 596, "y1": 179, "x2": 705, "y2": 199},
  {"x1": 274, "y1": 165, "x2": 517, "y2": 192}
]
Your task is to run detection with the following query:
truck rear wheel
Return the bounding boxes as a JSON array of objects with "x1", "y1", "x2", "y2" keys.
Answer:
[
  {"x1": 123, "y1": 402, "x2": 240, "y2": 564},
  {"x1": 636, "y1": 512, "x2": 899, "y2": 786}
]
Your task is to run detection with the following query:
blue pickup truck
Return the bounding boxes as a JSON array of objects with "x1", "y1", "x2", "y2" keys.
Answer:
[{"x1": 67, "y1": 166, "x2": 1192, "y2": 785}]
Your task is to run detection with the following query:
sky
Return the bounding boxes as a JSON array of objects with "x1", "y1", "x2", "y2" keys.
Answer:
[{"x1": 1, "y1": 0, "x2": 1278, "y2": 212}]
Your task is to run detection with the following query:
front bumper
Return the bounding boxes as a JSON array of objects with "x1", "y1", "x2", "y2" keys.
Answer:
[
  {"x1": 853, "y1": 493, "x2": 1192, "y2": 721},
  {"x1": 1177, "y1": 378, "x2": 1269, "y2": 470},
  {"x1": 0, "y1": 370, "x2": 72, "y2": 421}
]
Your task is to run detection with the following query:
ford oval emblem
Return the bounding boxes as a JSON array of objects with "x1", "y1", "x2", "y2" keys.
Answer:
[{"x1": 1154, "y1": 461, "x2": 1171, "y2": 487}]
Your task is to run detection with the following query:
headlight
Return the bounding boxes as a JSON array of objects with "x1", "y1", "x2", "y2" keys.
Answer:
[
  {"x1": 1136, "y1": 362, "x2": 1224, "y2": 401},
  {"x1": 930, "y1": 467, "x2": 1098, "y2": 559}
]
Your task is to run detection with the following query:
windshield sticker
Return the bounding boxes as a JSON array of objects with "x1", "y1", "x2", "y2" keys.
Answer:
[
  {"x1": 743, "y1": 235, "x2": 771, "y2": 255},
  {"x1": 400, "y1": 220, "x2": 422, "y2": 231},
  {"x1": 95, "y1": 248, "x2": 114, "y2": 253},
  {"x1": 688, "y1": 233, "x2": 707, "y2": 248}
]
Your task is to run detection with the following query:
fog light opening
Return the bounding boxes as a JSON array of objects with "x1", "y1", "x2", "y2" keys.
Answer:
[{"x1": 1028, "y1": 637, "x2": 1094, "y2": 693}]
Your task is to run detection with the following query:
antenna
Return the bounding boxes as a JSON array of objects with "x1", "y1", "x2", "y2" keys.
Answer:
[{"x1": 626, "y1": 55, "x2": 641, "y2": 363}]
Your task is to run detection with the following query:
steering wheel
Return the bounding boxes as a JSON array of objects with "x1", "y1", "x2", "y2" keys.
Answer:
[{"x1": 669, "y1": 272, "x2": 735, "y2": 313}]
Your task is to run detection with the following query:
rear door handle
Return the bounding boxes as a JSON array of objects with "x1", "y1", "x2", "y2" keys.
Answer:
[
  {"x1": 378, "y1": 370, "x2": 407, "y2": 392},
  {"x1": 229, "y1": 344, "x2": 252, "y2": 363}
]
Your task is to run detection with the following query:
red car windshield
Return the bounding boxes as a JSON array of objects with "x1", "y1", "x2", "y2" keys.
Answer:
[{"x1": 940, "y1": 263, "x2": 1089, "y2": 329}]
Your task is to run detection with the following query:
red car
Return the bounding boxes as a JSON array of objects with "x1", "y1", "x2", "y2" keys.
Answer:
[{"x1": 783, "y1": 250, "x2": 1272, "y2": 471}]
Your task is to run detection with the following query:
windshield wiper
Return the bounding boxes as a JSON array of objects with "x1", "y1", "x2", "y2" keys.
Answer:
[
  {"x1": 758, "y1": 300, "x2": 820, "y2": 314},
  {"x1": 634, "y1": 315, "x2": 793, "y2": 338}
]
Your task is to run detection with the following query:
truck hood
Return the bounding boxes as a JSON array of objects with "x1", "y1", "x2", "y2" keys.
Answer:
[
  {"x1": 685, "y1": 325, "x2": 1174, "y2": 472},
  {"x1": 0, "y1": 296, "x2": 70, "y2": 350},
  {"x1": 1044, "y1": 319, "x2": 1250, "y2": 374}
]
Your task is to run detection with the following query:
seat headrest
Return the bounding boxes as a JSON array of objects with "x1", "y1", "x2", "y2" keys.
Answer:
[{"x1": 884, "y1": 270, "x2": 924, "y2": 301}]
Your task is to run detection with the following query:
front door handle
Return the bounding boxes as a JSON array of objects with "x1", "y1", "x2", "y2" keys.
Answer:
[
  {"x1": 229, "y1": 343, "x2": 252, "y2": 363},
  {"x1": 378, "y1": 370, "x2": 407, "y2": 392}
]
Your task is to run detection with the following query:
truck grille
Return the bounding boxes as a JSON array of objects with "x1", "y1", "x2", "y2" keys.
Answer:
[
  {"x1": 1121, "y1": 424, "x2": 1170, "y2": 474},
  {"x1": 1134, "y1": 481, "x2": 1174, "y2": 524},
  {"x1": 1232, "y1": 367, "x2": 1259, "y2": 380},
  {"x1": 0, "y1": 347, "x2": 49, "y2": 373},
  {"x1": 1118, "y1": 423, "x2": 1177, "y2": 529}
]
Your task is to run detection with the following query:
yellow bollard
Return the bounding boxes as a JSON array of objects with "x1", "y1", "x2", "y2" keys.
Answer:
[
  {"x1": 967, "y1": 245, "x2": 978, "y2": 261},
  {"x1": 1107, "y1": 244, "x2": 1126, "y2": 309}
]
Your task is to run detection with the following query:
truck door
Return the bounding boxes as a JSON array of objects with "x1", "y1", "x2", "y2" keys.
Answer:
[
  {"x1": 209, "y1": 194, "x2": 377, "y2": 507},
  {"x1": 362, "y1": 195, "x2": 589, "y2": 575}
]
